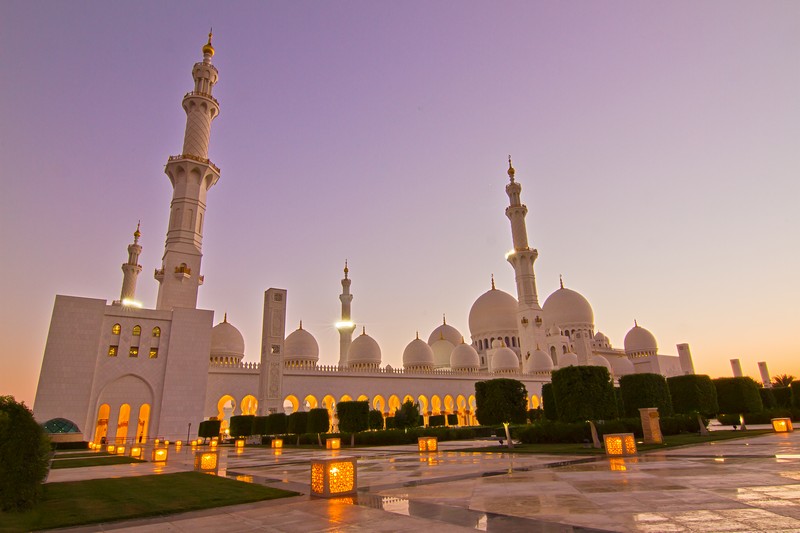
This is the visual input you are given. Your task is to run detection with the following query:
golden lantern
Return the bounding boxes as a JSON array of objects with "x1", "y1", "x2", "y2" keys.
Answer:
[
  {"x1": 152, "y1": 447, "x2": 169, "y2": 462},
  {"x1": 154, "y1": 438, "x2": 160, "y2": 445},
  {"x1": 604, "y1": 433, "x2": 637, "y2": 456},
  {"x1": 106, "y1": 444, "x2": 116, "y2": 454},
  {"x1": 115, "y1": 445, "x2": 126, "y2": 455},
  {"x1": 272, "y1": 438, "x2": 283, "y2": 449},
  {"x1": 164, "y1": 440, "x2": 170, "y2": 446},
  {"x1": 210, "y1": 438, "x2": 218, "y2": 448},
  {"x1": 236, "y1": 439, "x2": 245, "y2": 449},
  {"x1": 326, "y1": 438, "x2": 341, "y2": 450},
  {"x1": 418, "y1": 436, "x2": 438, "y2": 452},
  {"x1": 772, "y1": 418, "x2": 793, "y2": 433},
  {"x1": 310, "y1": 456, "x2": 357, "y2": 497},
  {"x1": 175, "y1": 440, "x2": 182, "y2": 447},
  {"x1": 194, "y1": 451, "x2": 218, "y2": 472},
  {"x1": 130, "y1": 446, "x2": 143, "y2": 459}
]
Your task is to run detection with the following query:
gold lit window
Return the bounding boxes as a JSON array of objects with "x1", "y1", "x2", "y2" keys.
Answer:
[
  {"x1": 149, "y1": 348, "x2": 158, "y2": 359},
  {"x1": 152, "y1": 327, "x2": 161, "y2": 337},
  {"x1": 132, "y1": 325, "x2": 141, "y2": 336},
  {"x1": 108, "y1": 345, "x2": 118, "y2": 357},
  {"x1": 112, "y1": 324, "x2": 121, "y2": 335},
  {"x1": 129, "y1": 347, "x2": 139, "y2": 357}
]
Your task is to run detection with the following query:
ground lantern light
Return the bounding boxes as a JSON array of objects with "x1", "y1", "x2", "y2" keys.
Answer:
[
  {"x1": 604, "y1": 433, "x2": 637, "y2": 456},
  {"x1": 272, "y1": 438, "x2": 283, "y2": 449},
  {"x1": 106, "y1": 444, "x2": 116, "y2": 454},
  {"x1": 152, "y1": 447, "x2": 169, "y2": 462},
  {"x1": 418, "y1": 436, "x2": 438, "y2": 452},
  {"x1": 772, "y1": 418, "x2": 793, "y2": 433},
  {"x1": 115, "y1": 445, "x2": 126, "y2": 455},
  {"x1": 130, "y1": 445, "x2": 143, "y2": 459},
  {"x1": 194, "y1": 451, "x2": 219, "y2": 473},
  {"x1": 310, "y1": 456, "x2": 357, "y2": 497},
  {"x1": 236, "y1": 439, "x2": 245, "y2": 449},
  {"x1": 326, "y1": 438, "x2": 341, "y2": 450}
]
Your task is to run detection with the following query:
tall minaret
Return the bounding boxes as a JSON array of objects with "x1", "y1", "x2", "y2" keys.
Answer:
[
  {"x1": 504, "y1": 157, "x2": 547, "y2": 362},
  {"x1": 120, "y1": 222, "x2": 143, "y2": 303},
  {"x1": 336, "y1": 261, "x2": 356, "y2": 367},
  {"x1": 155, "y1": 32, "x2": 221, "y2": 310}
]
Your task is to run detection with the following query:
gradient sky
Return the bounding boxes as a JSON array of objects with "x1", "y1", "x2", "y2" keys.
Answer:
[{"x1": 2, "y1": 1, "x2": 799, "y2": 406}]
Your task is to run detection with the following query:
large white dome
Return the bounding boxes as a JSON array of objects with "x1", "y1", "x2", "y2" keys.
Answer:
[
  {"x1": 431, "y1": 338, "x2": 455, "y2": 368},
  {"x1": 588, "y1": 354, "x2": 612, "y2": 373},
  {"x1": 543, "y1": 286, "x2": 594, "y2": 328},
  {"x1": 427, "y1": 320, "x2": 462, "y2": 347},
  {"x1": 284, "y1": 323, "x2": 319, "y2": 364},
  {"x1": 348, "y1": 330, "x2": 382, "y2": 367},
  {"x1": 450, "y1": 341, "x2": 480, "y2": 371},
  {"x1": 211, "y1": 315, "x2": 245, "y2": 360},
  {"x1": 526, "y1": 347, "x2": 554, "y2": 373},
  {"x1": 403, "y1": 336, "x2": 434, "y2": 370},
  {"x1": 492, "y1": 347, "x2": 520, "y2": 373},
  {"x1": 624, "y1": 323, "x2": 658, "y2": 355},
  {"x1": 469, "y1": 287, "x2": 518, "y2": 336},
  {"x1": 559, "y1": 351, "x2": 578, "y2": 367}
]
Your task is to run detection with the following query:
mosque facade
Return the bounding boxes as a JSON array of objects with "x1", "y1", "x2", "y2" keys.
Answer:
[{"x1": 33, "y1": 36, "x2": 695, "y2": 443}]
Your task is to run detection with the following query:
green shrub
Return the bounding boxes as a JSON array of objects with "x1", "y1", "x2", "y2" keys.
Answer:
[
  {"x1": 336, "y1": 401, "x2": 369, "y2": 434},
  {"x1": 307, "y1": 408, "x2": 330, "y2": 434},
  {"x1": 198, "y1": 419, "x2": 221, "y2": 439},
  {"x1": 541, "y1": 383, "x2": 557, "y2": 421},
  {"x1": 759, "y1": 388, "x2": 777, "y2": 410},
  {"x1": 368, "y1": 410, "x2": 384, "y2": 430},
  {"x1": 740, "y1": 409, "x2": 793, "y2": 425},
  {"x1": 667, "y1": 375, "x2": 719, "y2": 416},
  {"x1": 792, "y1": 382, "x2": 800, "y2": 409},
  {"x1": 551, "y1": 366, "x2": 617, "y2": 422},
  {"x1": 266, "y1": 413, "x2": 287, "y2": 435},
  {"x1": 428, "y1": 415, "x2": 445, "y2": 427},
  {"x1": 385, "y1": 417, "x2": 396, "y2": 430},
  {"x1": 229, "y1": 415, "x2": 255, "y2": 438},
  {"x1": 619, "y1": 373, "x2": 674, "y2": 417},
  {"x1": 252, "y1": 416, "x2": 269, "y2": 436},
  {"x1": 475, "y1": 378, "x2": 528, "y2": 425},
  {"x1": 516, "y1": 421, "x2": 588, "y2": 444},
  {"x1": 287, "y1": 411, "x2": 308, "y2": 434},
  {"x1": 772, "y1": 387, "x2": 792, "y2": 409},
  {"x1": 527, "y1": 408, "x2": 543, "y2": 423},
  {"x1": 714, "y1": 377, "x2": 763, "y2": 415},
  {"x1": 447, "y1": 413, "x2": 459, "y2": 426},
  {"x1": 614, "y1": 387, "x2": 625, "y2": 419},
  {"x1": 394, "y1": 401, "x2": 420, "y2": 429},
  {"x1": 0, "y1": 396, "x2": 51, "y2": 511}
]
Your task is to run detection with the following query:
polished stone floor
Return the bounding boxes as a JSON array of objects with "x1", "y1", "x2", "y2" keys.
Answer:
[{"x1": 48, "y1": 432, "x2": 800, "y2": 532}]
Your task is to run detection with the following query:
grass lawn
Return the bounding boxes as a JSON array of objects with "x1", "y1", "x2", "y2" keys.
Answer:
[
  {"x1": 456, "y1": 429, "x2": 774, "y2": 454},
  {"x1": 0, "y1": 471, "x2": 298, "y2": 532},
  {"x1": 53, "y1": 451, "x2": 111, "y2": 459},
  {"x1": 50, "y1": 455, "x2": 146, "y2": 469}
]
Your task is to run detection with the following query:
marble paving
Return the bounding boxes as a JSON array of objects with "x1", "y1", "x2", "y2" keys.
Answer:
[{"x1": 45, "y1": 433, "x2": 800, "y2": 532}]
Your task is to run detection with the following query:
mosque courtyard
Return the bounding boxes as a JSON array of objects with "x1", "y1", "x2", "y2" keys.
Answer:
[{"x1": 44, "y1": 429, "x2": 800, "y2": 532}]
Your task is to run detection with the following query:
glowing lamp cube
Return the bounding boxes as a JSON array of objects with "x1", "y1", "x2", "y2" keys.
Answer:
[
  {"x1": 236, "y1": 439, "x2": 245, "y2": 449},
  {"x1": 115, "y1": 445, "x2": 126, "y2": 455},
  {"x1": 272, "y1": 438, "x2": 283, "y2": 449},
  {"x1": 418, "y1": 436, "x2": 438, "y2": 452},
  {"x1": 176, "y1": 440, "x2": 182, "y2": 447},
  {"x1": 772, "y1": 418, "x2": 793, "y2": 433},
  {"x1": 194, "y1": 451, "x2": 218, "y2": 472},
  {"x1": 210, "y1": 439, "x2": 218, "y2": 448},
  {"x1": 310, "y1": 456, "x2": 357, "y2": 497},
  {"x1": 191, "y1": 439, "x2": 198, "y2": 446},
  {"x1": 152, "y1": 447, "x2": 169, "y2": 462},
  {"x1": 154, "y1": 439, "x2": 160, "y2": 445},
  {"x1": 604, "y1": 433, "x2": 637, "y2": 456},
  {"x1": 326, "y1": 438, "x2": 341, "y2": 450},
  {"x1": 164, "y1": 440, "x2": 170, "y2": 446},
  {"x1": 106, "y1": 444, "x2": 116, "y2": 454},
  {"x1": 130, "y1": 446, "x2": 142, "y2": 459}
]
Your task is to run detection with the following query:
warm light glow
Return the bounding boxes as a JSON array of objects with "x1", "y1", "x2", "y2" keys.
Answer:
[
  {"x1": 310, "y1": 456, "x2": 358, "y2": 497},
  {"x1": 335, "y1": 321, "x2": 355, "y2": 330},
  {"x1": 130, "y1": 446, "x2": 142, "y2": 458},
  {"x1": 121, "y1": 298, "x2": 143, "y2": 308},
  {"x1": 191, "y1": 439, "x2": 198, "y2": 446},
  {"x1": 210, "y1": 439, "x2": 218, "y2": 448},
  {"x1": 272, "y1": 438, "x2": 283, "y2": 449},
  {"x1": 504, "y1": 249, "x2": 516, "y2": 259},
  {"x1": 195, "y1": 451, "x2": 218, "y2": 471},
  {"x1": 772, "y1": 418, "x2": 793, "y2": 433},
  {"x1": 152, "y1": 448, "x2": 168, "y2": 462},
  {"x1": 609, "y1": 458, "x2": 627, "y2": 471},
  {"x1": 326, "y1": 438, "x2": 341, "y2": 449},
  {"x1": 236, "y1": 439, "x2": 245, "y2": 448},
  {"x1": 106, "y1": 444, "x2": 116, "y2": 454},
  {"x1": 116, "y1": 445, "x2": 126, "y2": 455},
  {"x1": 176, "y1": 440, "x2": 182, "y2": 447},
  {"x1": 154, "y1": 439, "x2": 160, "y2": 445},
  {"x1": 604, "y1": 433, "x2": 637, "y2": 456},
  {"x1": 418, "y1": 436, "x2": 438, "y2": 452}
]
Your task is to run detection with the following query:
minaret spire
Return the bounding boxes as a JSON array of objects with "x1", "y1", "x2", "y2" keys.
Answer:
[
  {"x1": 155, "y1": 33, "x2": 222, "y2": 310},
  {"x1": 120, "y1": 222, "x2": 143, "y2": 304},
  {"x1": 337, "y1": 260, "x2": 356, "y2": 367}
]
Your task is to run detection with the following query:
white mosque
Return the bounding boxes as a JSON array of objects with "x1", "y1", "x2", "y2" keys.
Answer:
[{"x1": 33, "y1": 35, "x2": 695, "y2": 443}]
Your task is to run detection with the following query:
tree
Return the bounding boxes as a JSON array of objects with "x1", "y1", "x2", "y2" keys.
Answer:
[
  {"x1": 336, "y1": 401, "x2": 369, "y2": 445},
  {"x1": 713, "y1": 377, "x2": 763, "y2": 423},
  {"x1": 474, "y1": 378, "x2": 528, "y2": 426},
  {"x1": 287, "y1": 411, "x2": 308, "y2": 434},
  {"x1": 667, "y1": 375, "x2": 719, "y2": 417},
  {"x1": 619, "y1": 373, "x2": 674, "y2": 417},
  {"x1": 307, "y1": 408, "x2": 330, "y2": 446},
  {"x1": 0, "y1": 396, "x2": 51, "y2": 511},
  {"x1": 393, "y1": 401, "x2": 420, "y2": 430},
  {"x1": 541, "y1": 383, "x2": 557, "y2": 421},
  {"x1": 198, "y1": 419, "x2": 221, "y2": 442},
  {"x1": 229, "y1": 415, "x2": 255, "y2": 438},
  {"x1": 773, "y1": 374, "x2": 795, "y2": 387},
  {"x1": 551, "y1": 366, "x2": 617, "y2": 423},
  {"x1": 368, "y1": 409, "x2": 384, "y2": 430}
]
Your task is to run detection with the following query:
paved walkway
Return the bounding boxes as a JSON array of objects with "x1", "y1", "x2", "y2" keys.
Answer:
[{"x1": 47, "y1": 432, "x2": 800, "y2": 532}]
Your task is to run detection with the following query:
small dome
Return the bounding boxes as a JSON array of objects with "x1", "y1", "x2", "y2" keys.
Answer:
[
  {"x1": 403, "y1": 337, "x2": 434, "y2": 369},
  {"x1": 469, "y1": 287, "x2": 518, "y2": 336},
  {"x1": 450, "y1": 341, "x2": 480, "y2": 370},
  {"x1": 527, "y1": 348, "x2": 554, "y2": 373},
  {"x1": 594, "y1": 331, "x2": 609, "y2": 342},
  {"x1": 559, "y1": 351, "x2": 578, "y2": 367},
  {"x1": 431, "y1": 338, "x2": 455, "y2": 368},
  {"x1": 491, "y1": 339, "x2": 504, "y2": 349},
  {"x1": 211, "y1": 316, "x2": 245, "y2": 359},
  {"x1": 548, "y1": 325, "x2": 562, "y2": 337},
  {"x1": 543, "y1": 287, "x2": 594, "y2": 328},
  {"x1": 348, "y1": 330, "x2": 381, "y2": 367},
  {"x1": 202, "y1": 31, "x2": 215, "y2": 57},
  {"x1": 492, "y1": 347, "x2": 519, "y2": 373},
  {"x1": 284, "y1": 324, "x2": 319, "y2": 363},
  {"x1": 427, "y1": 321, "x2": 462, "y2": 347},
  {"x1": 613, "y1": 356, "x2": 636, "y2": 376},
  {"x1": 588, "y1": 354, "x2": 612, "y2": 372},
  {"x1": 624, "y1": 323, "x2": 658, "y2": 355}
]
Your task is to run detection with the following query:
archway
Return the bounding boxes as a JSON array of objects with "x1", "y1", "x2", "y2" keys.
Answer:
[
  {"x1": 115, "y1": 404, "x2": 131, "y2": 443},
  {"x1": 357, "y1": 394, "x2": 369, "y2": 402},
  {"x1": 284, "y1": 395, "x2": 300, "y2": 414},
  {"x1": 417, "y1": 395, "x2": 429, "y2": 425},
  {"x1": 388, "y1": 395, "x2": 401, "y2": 416},
  {"x1": 240, "y1": 395, "x2": 258, "y2": 415},
  {"x1": 322, "y1": 395, "x2": 337, "y2": 432},
  {"x1": 372, "y1": 395, "x2": 386, "y2": 414},
  {"x1": 340, "y1": 394, "x2": 353, "y2": 403},
  {"x1": 431, "y1": 395, "x2": 442, "y2": 416},
  {"x1": 304, "y1": 394, "x2": 319, "y2": 410},
  {"x1": 217, "y1": 395, "x2": 236, "y2": 433},
  {"x1": 468, "y1": 395, "x2": 477, "y2": 425},
  {"x1": 456, "y1": 395, "x2": 467, "y2": 426},
  {"x1": 135, "y1": 404, "x2": 150, "y2": 443},
  {"x1": 93, "y1": 404, "x2": 110, "y2": 444},
  {"x1": 530, "y1": 395, "x2": 540, "y2": 409}
]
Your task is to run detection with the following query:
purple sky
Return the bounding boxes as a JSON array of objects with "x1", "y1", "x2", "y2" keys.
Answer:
[{"x1": 2, "y1": 2, "x2": 799, "y2": 405}]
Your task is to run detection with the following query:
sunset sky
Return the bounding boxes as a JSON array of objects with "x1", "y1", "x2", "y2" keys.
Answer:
[{"x1": 2, "y1": 1, "x2": 799, "y2": 406}]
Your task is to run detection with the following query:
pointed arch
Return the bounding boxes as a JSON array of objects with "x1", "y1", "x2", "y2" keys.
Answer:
[
  {"x1": 431, "y1": 395, "x2": 442, "y2": 415},
  {"x1": 284, "y1": 395, "x2": 300, "y2": 414},
  {"x1": 372, "y1": 395, "x2": 385, "y2": 413},
  {"x1": 304, "y1": 394, "x2": 318, "y2": 410},
  {"x1": 93, "y1": 404, "x2": 110, "y2": 444},
  {"x1": 240, "y1": 395, "x2": 258, "y2": 415},
  {"x1": 388, "y1": 394, "x2": 401, "y2": 415},
  {"x1": 357, "y1": 394, "x2": 369, "y2": 402}
]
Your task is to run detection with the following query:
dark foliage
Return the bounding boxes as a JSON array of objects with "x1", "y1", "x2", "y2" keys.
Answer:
[
  {"x1": 266, "y1": 413, "x2": 288, "y2": 435},
  {"x1": 229, "y1": 415, "x2": 255, "y2": 438},
  {"x1": 541, "y1": 383, "x2": 557, "y2": 421},
  {"x1": 428, "y1": 415, "x2": 445, "y2": 427},
  {"x1": 619, "y1": 373, "x2": 674, "y2": 417},
  {"x1": 714, "y1": 377, "x2": 763, "y2": 414},
  {"x1": 759, "y1": 388, "x2": 777, "y2": 410},
  {"x1": 0, "y1": 396, "x2": 51, "y2": 511},
  {"x1": 287, "y1": 411, "x2": 308, "y2": 434},
  {"x1": 252, "y1": 416, "x2": 268, "y2": 436},
  {"x1": 368, "y1": 410, "x2": 384, "y2": 430},
  {"x1": 307, "y1": 408, "x2": 330, "y2": 434},
  {"x1": 792, "y1": 382, "x2": 800, "y2": 410},
  {"x1": 394, "y1": 401, "x2": 420, "y2": 429},
  {"x1": 447, "y1": 413, "x2": 459, "y2": 426},
  {"x1": 198, "y1": 419, "x2": 221, "y2": 439},
  {"x1": 527, "y1": 408, "x2": 544, "y2": 423},
  {"x1": 773, "y1": 387, "x2": 792, "y2": 409},
  {"x1": 667, "y1": 375, "x2": 719, "y2": 416},
  {"x1": 551, "y1": 366, "x2": 617, "y2": 423},
  {"x1": 475, "y1": 379, "x2": 528, "y2": 425},
  {"x1": 336, "y1": 401, "x2": 369, "y2": 434}
]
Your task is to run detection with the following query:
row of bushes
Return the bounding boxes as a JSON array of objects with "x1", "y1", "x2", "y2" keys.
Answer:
[
  {"x1": 717, "y1": 408, "x2": 800, "y2": 425},
  {"x1": 267, "y1": 425, "x2": 499, "y2": 446},
  {"x1": 515, "y1": 414, "x2": 706, "y2": 444}
]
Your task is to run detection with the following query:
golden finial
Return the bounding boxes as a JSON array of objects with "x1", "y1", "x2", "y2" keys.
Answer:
[
  {"x1": 442, "y1": 313, "x2": 446, "y2": 325},
  {"x1": 559, "y1": 274, "x2": 564, "y2": 289},
  {"x1": 460, "y1": 335, "x2": 465, "y2": 344},
  {"x1": 223, "y1": 312, "x2": 227, "y2": 323},
  {"x1": 491, "y1": 274, "x2": 496, "y2": 290},
  {"x1": 440, "y1": 331, "x2": 445, "y2": 340},
  {"x1": 416, "y1": 331, "x2": 419, "y2": 340},
  {"x1": 634, "y1": 319, "x2": 638, "y2": 327},
  {"x1": 507, "y1": 155, "x2": 515, "y2": 181},
  {"x1": 202, "y1": 28, "x2": 215, "y2": 57},
  {"x1": 362, "y1": 326, "x2": 366, "y2": 335},
  {"x1": 134, "y1": 220, "x2": 141, "y2": 239},
  {"x1": 299, "y1": 320, "x2": 303, "y2": 330},
  {"x1": 344, "y1": 260, "x2": 349, "y2": 279}
]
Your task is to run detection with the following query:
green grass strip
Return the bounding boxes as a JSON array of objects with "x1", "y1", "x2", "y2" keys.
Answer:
[
  {"x1": 0, "y1": 471, "x2": 298, "y2": 532},
  {"x1": 53, "y1": 451, "x2": 111, "y2": 459},
  {"x1": 50, "y1": 456, "x2": 146, "y2": 469}
]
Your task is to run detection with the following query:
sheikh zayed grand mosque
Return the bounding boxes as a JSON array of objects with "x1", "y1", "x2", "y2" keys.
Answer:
[{"x1": 33, "y1": 35, "x2": 695, "y2": 443}]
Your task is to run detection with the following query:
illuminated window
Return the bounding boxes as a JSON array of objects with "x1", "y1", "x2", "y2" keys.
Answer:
[
  {"x1": 149, "y1": 348, "x2": 158, "y2": 359},
  {"x1": 129, "y1": 347, "x2": 139, "y2": 357},
  {"x1": 152, "y1": 327, "x2": 161, "y2": 337},
  {"x1": 112, "y1": 323, "x2": 121, "y2": 335},
  {"x1": 132, "y1": 325, "x2": 141, "y2": 336},
  {"x1": 108, "y1": 345, "x2": 118, "y2": 357}
]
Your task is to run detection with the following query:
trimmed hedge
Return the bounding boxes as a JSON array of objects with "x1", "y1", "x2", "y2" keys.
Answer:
[
  {"x1": 307, "y1": 408, "x2": 330, "y2": 434},
  {"x1": 447, "y1": 413, "x2": 459, "y2": 426},
  {"x1": 266, "y1": 413, "x2": 287, "y2": 435},
  {"x1": 336, "y1": 401, "x2": 369, "y2": 434},
  {"x1": 619, "y1": 373, "x2": 674, "y2": 417},
  {"x1": 252, "y1": 416, "x2": 268, "y2": 436},
  {"x1": 475, "y1": 378, "x2": 528, "y2": 425},
  {"x1": 368, "y1": 410, "x2": 384, "y2": 430},
  {"x1": 551, "y1": 366, "x2": 617, "y2": 423},
  {"x1": 527, "y1": 408, "x2": 544, "y2": 423},
  {"x1": 541, "y1": 383, "x2": 557, "y2": 421},
  {"x1": 759, "y1": 388, "x2": 777, "y2": 410},
  {"x1": 719, "y1": 408, "x2": 796, "y2": 425},
  {"x1": 773, "y1": 387, "x2": 792, "y2": 409},
  {"x1": 714, "y1": 377, "x2": 763, "y2": 414},
  {"x1": 287, "y1": 411, "x2": 308, "y2": 434},
  {"x1": 429, "y1": 415, "x2": 445, "y2": 427},
  {"x1": 394, "y1": 401, "x2": 420, "y2": 429},
  {"x1": 0, "y1": 396, "x2": 51, "y2": 511},
  {"x1": 516, "y1": 414, "x2": 706, "y2": 444},
  {"x1": 229, "y1": 415, "x2": 255, "y2": 438},
  {"x1": 667, "y1": 375, "x2": 719, "y2": 416},
  {"x1": 198, "y1": 419, "x2": 221, "y2": 439},
  {"x1": 792, "y1": 382, "x2": 800, "y2": 409}
]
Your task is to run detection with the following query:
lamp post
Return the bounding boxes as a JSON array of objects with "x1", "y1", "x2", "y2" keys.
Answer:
[{"x1": 187, "y1": 422, "x2": 191, "y2": 444}]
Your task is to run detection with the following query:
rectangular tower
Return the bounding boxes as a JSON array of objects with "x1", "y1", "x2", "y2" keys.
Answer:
[{"x1": 259, "y1": 288, "x2": 287, "y2": 414}]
